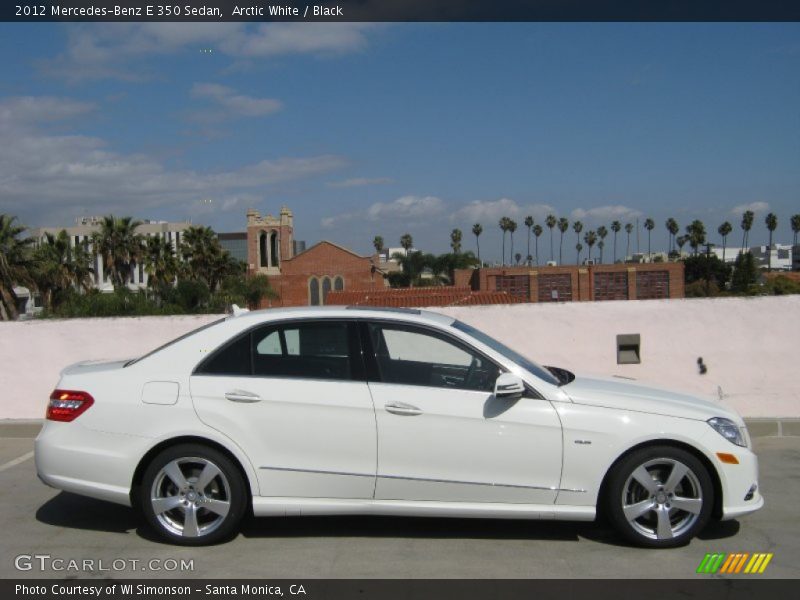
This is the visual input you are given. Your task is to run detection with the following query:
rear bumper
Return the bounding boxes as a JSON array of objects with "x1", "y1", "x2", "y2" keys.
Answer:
[{"x1": 35, "y1": 421, "x2": 149, "y2": 507}]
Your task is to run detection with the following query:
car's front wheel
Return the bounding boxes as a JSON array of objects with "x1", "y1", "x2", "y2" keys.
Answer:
[
  {"x1": 140, "y1": 444, "x2": 247, "y2": 545},
  {"x1": 606, "y1": 445, "x2": 714, "y2": 548}
]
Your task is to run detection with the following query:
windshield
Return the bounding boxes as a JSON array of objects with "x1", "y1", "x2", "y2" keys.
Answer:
[{"x1": 452, "y1": 320, "x2": 561, "y2": 386}]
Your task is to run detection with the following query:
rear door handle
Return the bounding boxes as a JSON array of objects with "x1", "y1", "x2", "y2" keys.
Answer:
[
  {"x1": 224, "y1": 390, "x2": 262, "y2": 403},
  {"x1": 385, "y1": 402, "x2": 422, "y2": 416}
]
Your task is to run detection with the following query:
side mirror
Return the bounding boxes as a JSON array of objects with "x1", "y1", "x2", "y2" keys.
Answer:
[{"x1": 494, "y1": 372, "x2": 525, "y2": 399}]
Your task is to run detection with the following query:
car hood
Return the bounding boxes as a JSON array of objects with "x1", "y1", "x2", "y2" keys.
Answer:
[{"x1": 563, "y1": 375, "x2": 742, "y2": 423}]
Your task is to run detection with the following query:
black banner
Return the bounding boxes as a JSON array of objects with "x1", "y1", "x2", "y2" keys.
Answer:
[
  {"x1": 3, "y1": 1, "x2": 800, "y2": 23},
  {"x1": 3, "y1": 580, "x2": 798, "y2": 600}
]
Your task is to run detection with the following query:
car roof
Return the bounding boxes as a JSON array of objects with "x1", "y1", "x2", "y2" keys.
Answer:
[{"x1": 225, "y1": 305, "x2": 456, "y2": 328}]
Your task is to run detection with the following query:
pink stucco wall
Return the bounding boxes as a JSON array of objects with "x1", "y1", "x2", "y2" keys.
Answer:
[
  {"x1": 0, "y1": 296, "x2": 796, "y2": 419},
  {"x1": 437, "y1": 296, "x2": 799, "y2": 418}
]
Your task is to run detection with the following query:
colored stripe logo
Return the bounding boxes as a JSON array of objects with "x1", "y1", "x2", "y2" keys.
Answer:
[{"x1": 696, "y1": 552, "x2": 773, "y2": 574}]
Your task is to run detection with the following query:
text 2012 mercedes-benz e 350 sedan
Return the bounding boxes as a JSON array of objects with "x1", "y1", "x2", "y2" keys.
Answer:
[{"x1": 35, "y1": 306, "x2": 762, "y2": 546}]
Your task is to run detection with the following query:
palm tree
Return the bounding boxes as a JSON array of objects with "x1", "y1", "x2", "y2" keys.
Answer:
[
  {"x1": 575, "y1": 242, "x2": 583, "y2": 265},
  {"x1": 181, "y1": 225, "x2": 238, "y2": 292},
  {"x1": 583, "y1": 230, "x2": 597, "y2": 262},
  {"x1": 624, "y1": 223, "x2": 633, "y2": 261},
  {"x1": 741, "y1": 210, "x2": 754, "y2": 253},
  {"x1": 400, "y1": 233, "x2": 414, "y2": 253},
  {"x1": 717, "y1": 221, "x2": 733, "y2": 262},
  {"x1": 676, "y1": 235, "x2": 689, "y2": 256},
  {"x1": 498, "y1": 217, "x2": 510, "y2": 266},
  {"x1": 144, "y1": 234, "x2": 179, "y2": 293},
  {"x1": 472, "y1": 223, "x2": 483, "y2": 264},
  {"x1": 686, "y1": 220, "x2": 707, "y2": 256},
  {"x1": 545, "y1": 214, "x2": 557, "y2": 262},
  {"x1": 32, "y1": 230, "x2": 94, "y2": 311},
  {"x1": 557, "y1": 217, "x2": 569, "y2": 265},
  {"x1": 372, "y1": 235, "x2": 384, "y2": 255},
  {"x1": 92, "y1": 215, "x2": 143, "y2": 289},
  {"x1": 524, "y1": 216, "x2": 534, "y2": 265},
  {"x1": 611, "y1": 220, "x2": 622, "y2": 262},
  {"x1": 597, "y1": 226, "x2": 608, "y2": 264},
  {"x1": 0, "y1": 215, "x2": 36, "y2": 320},
  {"x1": 508, "y1": 219, "x2": 517, "y2": 265},
  {"x1": 666, "y1": 218, "x2": 679, "y2": 256},
  {"x1": 514, "y1": 252, "x2": 522, "y2": 265},
  {"x1": 765, "y1": 213, "x2": 778, "y2": 271},
  {"x1": 450, "y1": 228, "x2": 463, "y2": 254},
  {"x1": 644, "y1": 218, "x2": 655, "y2": 259},
  {"x1": 572, "y1": 221, "x2": 583, "y2": 265},
  {"x1": 532, "y1": 224, "x2": 543, "y2": 265},
  {"x1": 791, "y1": 214, "x2": 800, "y2": 246}
]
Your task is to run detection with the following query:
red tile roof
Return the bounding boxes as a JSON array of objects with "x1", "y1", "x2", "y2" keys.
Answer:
[{"x1": 326, "y1": 286, "x2": 526, "y2": 307}]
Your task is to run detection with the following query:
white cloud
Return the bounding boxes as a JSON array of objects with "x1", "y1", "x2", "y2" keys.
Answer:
[
  {"x1": 731, "y1": 201, "x2": 770, "y2": 215},
  {"x1": 570, "y1": 205, "x2": 643, "y2": 222},
  {"x1": 41, "y1": 23, "x2": 377, "y2": 81},
  {"x1": 327, "y1": 177, "x2": 394, "y2": 188},
  {"x1": 450, "y1": 198, "x2": 555, "y2": 224},
  {"x1": 0, "y1": 96, "x2": 95, "y2": 127},
  {"x1": 0, "y1": 95, "x2": 347, "y2": 225},
  {"x1": 190, "y1": 83, "x2": 282, "y2": 118},
  {"x1": 321, "y1": 195, "x2": 445, "y2": 229}
]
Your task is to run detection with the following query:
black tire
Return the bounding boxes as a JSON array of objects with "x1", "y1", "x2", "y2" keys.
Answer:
[
  {"x1": 140, "y1": 443, "x2": 247, "y2": 545},
  {"x1": 606, "y1": 445, "x2": 714, "y2": 548}
]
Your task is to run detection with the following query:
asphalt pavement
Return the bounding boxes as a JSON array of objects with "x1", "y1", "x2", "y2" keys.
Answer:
[{"x1": 0, "y1": 427, "x2": 797, "y2": 579}]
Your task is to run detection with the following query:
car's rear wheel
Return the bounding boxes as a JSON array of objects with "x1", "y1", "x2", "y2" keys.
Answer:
[
  {"x1": 606, "y1": 445, "x2": 713, "y2": 548},
  {"x1": 140, "y1": 444, "x2": 247, "y2": 545}
]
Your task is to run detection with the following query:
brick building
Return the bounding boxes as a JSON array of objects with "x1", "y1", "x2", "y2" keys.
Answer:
[
  {"x1": 326, "y1": 286, "x2": 526, "y2": 308},
  {"x1": 246, "y1": 207, "x2": 383, "y2": 307},
  {"x1": 453, "y1": 262, "x2": 684, "y2": 302}
]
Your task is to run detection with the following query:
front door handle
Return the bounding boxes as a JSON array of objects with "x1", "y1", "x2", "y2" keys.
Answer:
[
  {"x1": 385, "y1": 402, "x2": 422, "y2": 416},
  {"x1": 225, "y1": 390, "x2": 262, "y2": 403}
]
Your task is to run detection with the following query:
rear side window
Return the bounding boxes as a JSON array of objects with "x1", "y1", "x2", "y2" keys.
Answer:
[
  {"x1": 195, "y1": 320, "x2": 358, "y2": 381},
  {"x1": 252, "y1": 322, "x2": 351, "y2": 380}
]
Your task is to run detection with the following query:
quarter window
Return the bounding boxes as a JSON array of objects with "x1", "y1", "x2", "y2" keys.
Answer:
[{"x1": 367, "y1": 324, "x2": 499, "y2": 392}]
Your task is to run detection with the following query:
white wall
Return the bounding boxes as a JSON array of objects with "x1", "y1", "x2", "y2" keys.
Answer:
[
  {"x1": 437, "y1": 296, "x2": 799, "y2": 418},
  {"x1": 0, "y1": 296, "x2": 796, "y2": 419}
]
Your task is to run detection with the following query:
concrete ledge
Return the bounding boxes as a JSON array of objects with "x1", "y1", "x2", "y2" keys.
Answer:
[
  {"x1": 2, "y1": 418, "x2": 799, "y2": 439},
  {"x1": 0, "y1": 420, "x2": 43, "y2": 438}
]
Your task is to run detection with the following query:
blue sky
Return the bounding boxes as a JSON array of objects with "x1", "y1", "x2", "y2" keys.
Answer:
[{"x1": 0, "y1": 22, "x2": 798, "y2": 260}]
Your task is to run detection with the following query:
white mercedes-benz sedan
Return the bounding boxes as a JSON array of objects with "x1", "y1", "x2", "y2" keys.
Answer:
[{"x1": 35, "y1": 306, "x2": 762, "y2": 547}]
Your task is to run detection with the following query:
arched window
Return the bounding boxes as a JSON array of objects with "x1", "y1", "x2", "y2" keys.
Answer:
[
  {"x1": 334, "y1": 276, "x2": 344, "y2": 291},
  {"x1": 259, "y1": 232, "x2": 268, "y2": 267},
  {"x1": 309, "y1": 277, "x2": 320, "y2": 306},
  {"x1": 270, "y1": 231, "x2": 279, "y2": 267},
  {"x1": 322, "y1": 277, "x2": 332, "y2": 305}
]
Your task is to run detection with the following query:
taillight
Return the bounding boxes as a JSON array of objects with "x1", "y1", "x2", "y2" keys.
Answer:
[{"x1": 47, "y1": 390, "x2": 94, "y2": 422}]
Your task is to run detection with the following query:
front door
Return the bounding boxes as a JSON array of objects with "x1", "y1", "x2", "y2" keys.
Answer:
[{"x1": 364, "y1": 321, "x2": 563, "y2": 504}]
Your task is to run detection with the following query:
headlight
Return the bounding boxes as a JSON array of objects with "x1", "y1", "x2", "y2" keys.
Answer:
[{"x1": 708, "y1": 417, "x2": 747, "y2": 447}]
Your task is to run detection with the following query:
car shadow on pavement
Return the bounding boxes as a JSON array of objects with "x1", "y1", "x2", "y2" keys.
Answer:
[
  {"x1": 240, "y1": 515, "x2": 606, "y2": 543},
  {"x1": 36, "y1": 492, "x2": 742, "y2": 546},
  {"x1": 36, "y1": 492, "x2": 140, "y2": 535}
]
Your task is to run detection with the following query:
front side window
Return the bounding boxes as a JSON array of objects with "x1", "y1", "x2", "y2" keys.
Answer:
[{"x1": 368, "y1": 323, "x2": 499, "y2": 392}]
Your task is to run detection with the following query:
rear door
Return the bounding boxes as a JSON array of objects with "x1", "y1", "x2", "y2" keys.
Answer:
[{"x1": 190, "y1": 319, "x2": 377, "y2": 499}]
